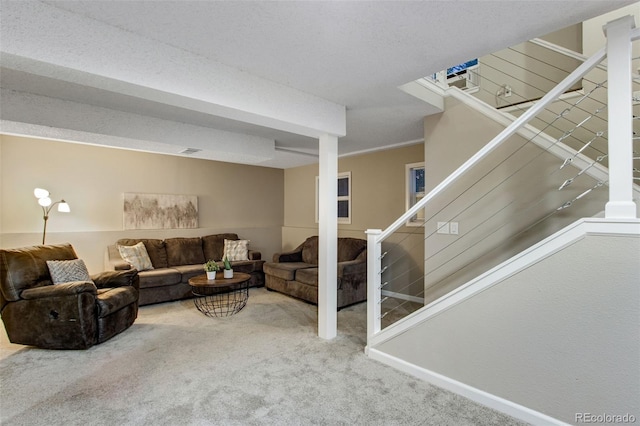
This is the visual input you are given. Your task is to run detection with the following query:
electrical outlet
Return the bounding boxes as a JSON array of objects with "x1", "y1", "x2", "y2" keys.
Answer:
[
  {"x1": 437, "y1": 222, "x2": 450, "y2": 234},
  {"x1": 450, "y1": 222, "x2": 459, "y2": 235}
]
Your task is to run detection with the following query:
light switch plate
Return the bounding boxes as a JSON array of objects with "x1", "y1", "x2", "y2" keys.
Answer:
[
  {"x1": 450, "y1": 222, "x2": 459, "y2": 235},
  {"x1": 437, "y1": 222, "x2": 450, "y2": 234}
]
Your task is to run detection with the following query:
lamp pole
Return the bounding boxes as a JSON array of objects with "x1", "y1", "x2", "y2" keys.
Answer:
[{"x1": 41, "y1": 200, "x2": 67, "y2": 245}]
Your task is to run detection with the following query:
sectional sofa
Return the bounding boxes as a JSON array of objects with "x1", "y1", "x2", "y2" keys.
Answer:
[
  {"x1": 107, "y1": 233, "x2": 264, "y2": 306},
  {"x1": 263, "y1": 236, "x2": 367, "y2": 309}
]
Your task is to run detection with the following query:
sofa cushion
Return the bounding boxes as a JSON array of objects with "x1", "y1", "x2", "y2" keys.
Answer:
[
  {"x1": 118, "y1": 242, "x2": 154, "y2": 271},
  {"x1": 337, "y1": 238, "x2": 367, "y2": 262},
  {"x1": 295, "y1": 267, "x2": 318, "y2": 286},
  {"x1": 222, "y1": 239, "x2": 249, "y2": 261},
  {"x1": 165, "y1": 237, "x2": 205, "y2": 266},
  {"x1": 137, "y1": 268, "x2": 181, "y2": 289},
  {"x1": 172, "y1": 264, "x2": 206, "y2": 282},
  {"x1": 46, "y1": 259, "x2": 93, "y2": 284},
  {"x1": 301, "y1": 236, "x2": 319, "y2": 265},
  {"x1": 263, "y1": 262, "x2": 315, "y2": 281},
  {"x1": 202, "y1": 233, "x2": 239, "y2": 261},
  {"x1": 117, "y1": 239, "x2": 167, "y2": 269}
]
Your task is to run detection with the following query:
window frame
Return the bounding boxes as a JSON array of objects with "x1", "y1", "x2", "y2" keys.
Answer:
[
  {"x1": 316, "y1": 171, "x2": 352, "y2": 225},
  {"x1": 405, "y1": 162, "x2": 425, "y2": 227}
]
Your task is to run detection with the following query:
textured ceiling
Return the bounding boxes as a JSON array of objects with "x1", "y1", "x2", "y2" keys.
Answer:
[{"x1": 0, "y1": 0, "x2": 634, "y2": 168}]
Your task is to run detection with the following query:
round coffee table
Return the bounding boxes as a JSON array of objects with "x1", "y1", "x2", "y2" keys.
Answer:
[{"x1": 188, "y1": 272, "x2": 251, "y2": 317}]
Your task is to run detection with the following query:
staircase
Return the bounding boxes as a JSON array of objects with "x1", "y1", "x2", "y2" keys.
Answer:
[{"x1": 365, "y1": 15, "x2": 640, "y2": 425}]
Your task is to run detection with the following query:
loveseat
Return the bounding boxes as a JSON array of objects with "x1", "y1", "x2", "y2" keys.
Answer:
[
  {"x1": 0, "y1": 243, "x2": 139, "y2": 349},
  {"x1": 264, "y1": 236, "x2": 367, "y2": 309},
  {"x1": 107, "y1": 233, "x2": 265, "y2": 306}
]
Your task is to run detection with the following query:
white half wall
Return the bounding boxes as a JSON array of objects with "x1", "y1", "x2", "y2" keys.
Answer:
[{"x1": 371, "y1": 224, "x2": 640, "y2": 424}]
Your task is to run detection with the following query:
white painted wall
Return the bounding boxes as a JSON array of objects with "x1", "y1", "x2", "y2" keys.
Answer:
[{"x1": 374, "y1": 232, "x2": 640, "y2": 423}]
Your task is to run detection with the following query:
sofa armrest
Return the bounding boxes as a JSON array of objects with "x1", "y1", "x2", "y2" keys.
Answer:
[
  {"x1": 21, "y1": 281, "x2": 97, "y2": 300},
  {"x1": 273, "y1": 250, "x2": 303, "y2": 263},
  {"x1": 112, "y1": 261, "x2": 132, "y2": 271},
  {"x1": 337, "y1": 259, "x2": 367, "y2": 277},
  {"x1": 248, "y1": 250, "x2": 262, "y2": 261},
  {"x1": 91, "y1": 269, "x2": 140, "y2": 290}
]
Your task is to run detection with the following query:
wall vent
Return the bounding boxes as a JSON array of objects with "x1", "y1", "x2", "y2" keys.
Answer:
[{"x1": 179, "y1": 148, "x2": 202, "y2": 155}]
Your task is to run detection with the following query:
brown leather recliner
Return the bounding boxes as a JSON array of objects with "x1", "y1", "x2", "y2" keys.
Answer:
[{"x1": 0, "y1": 243, "x2": 139, "y2": 349}]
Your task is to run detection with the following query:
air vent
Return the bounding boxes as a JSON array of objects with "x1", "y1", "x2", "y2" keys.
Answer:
[{"x1": 179, "y1": 148, "x2": 202, "y2": 155}]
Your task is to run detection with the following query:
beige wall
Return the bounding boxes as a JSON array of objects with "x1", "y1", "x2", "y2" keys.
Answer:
[
  {"x1": 473, "y1": 25, "x2": 583, "y2": 109},
  {"x1": 282, "y1": 144, "x2": 425, "y2": 296},
  {"x1": 422, "y1": 97, "x2": 609, "y2": 302},
  {"x1": 282, "y1": 143, "x2": 424, "y2": 245},
  {"x1": 0, "y1": 135, "x2": 284, "y2": 273}
]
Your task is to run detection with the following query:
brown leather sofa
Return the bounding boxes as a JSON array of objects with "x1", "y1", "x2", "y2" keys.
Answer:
[
  {"x1": 107, "y1": 233, "x2": 265, "y2": 306},
  {"x1": 0, "y1": 243, "x2": 139, "y2": 349},
  {"x1": 264, "y1": 236, "x2": 367, "y2": 308}
]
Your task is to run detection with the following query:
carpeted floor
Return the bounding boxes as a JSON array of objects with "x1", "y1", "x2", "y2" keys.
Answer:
[{"x1": 0, "y1": 288, "x2": 526, "y2": 425}]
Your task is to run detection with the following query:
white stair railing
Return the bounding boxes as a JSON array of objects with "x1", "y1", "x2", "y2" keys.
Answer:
[{"x1": 366, "y1": 16, "x2": 638, "y2": 343}]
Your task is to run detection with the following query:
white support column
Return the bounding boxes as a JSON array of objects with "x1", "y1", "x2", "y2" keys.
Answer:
[
  {"x1": 604, "y1": 16, "x2": 637, "y2": 219},
  {"x1": 365, "y1": 229, "x2": 382, "y2": 349},
  {"x1": 318, "y1": 134, "x2": 338, "y2": 340}
]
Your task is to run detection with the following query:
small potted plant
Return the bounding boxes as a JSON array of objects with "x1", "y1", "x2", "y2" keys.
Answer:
[
  {"x1": 223, "y1": 256, "x2": 233, "y2": 278},
  {"x1": 204, "y1": 260, "x2": 220, "y2": 280}
]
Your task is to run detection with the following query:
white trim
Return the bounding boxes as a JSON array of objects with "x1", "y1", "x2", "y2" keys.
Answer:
[
  {"x1": 339, "y1": 138, "x2": 424, "y2": 159},
  {"x1": 381, "y1": 290, "x2": 424, "y2": 305},
  {"x1": 368, "y1": 218, "x2": 640, "y2": 347},
  {"x1": 405, "y1": 162, "x2": 425, "y2": 227},
  {"x1": 398, "y1": 80, "x2": 445, "y2": 110},
  {"x1": 366, "y1": 348, "x2": 570, "y2": 426}
]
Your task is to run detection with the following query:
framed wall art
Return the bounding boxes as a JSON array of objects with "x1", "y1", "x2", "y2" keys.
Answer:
[{"x1": 123, "y1": 193, "x2": 198, "y2": 230}]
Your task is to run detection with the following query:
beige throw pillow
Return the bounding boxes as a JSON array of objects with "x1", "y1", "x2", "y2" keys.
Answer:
[
  {"x1": 221, "y1": 239, "x2": 249, "y2": 261},
  {"x1": 118, "y1": 241, "x2": 154, "y2": 271},
  {"x1": 46, "y1": 259, "x2": 93, "y2": 284}
]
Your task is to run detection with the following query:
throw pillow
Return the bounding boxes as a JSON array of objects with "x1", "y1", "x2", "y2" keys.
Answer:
[
  {"x1": 118, "y1": 242, "x2": 154, "y2": 271},
  {"x1": 221, "y1": 239, "x2": 249, "y2": 261},
  {"x1": 46, "y1": 259, "x2": 93, "y2": 284}
]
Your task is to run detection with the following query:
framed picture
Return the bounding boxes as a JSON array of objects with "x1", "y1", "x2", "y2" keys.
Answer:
[{"x1": 123, "y1": 193, "x2": 198, "y2": 229}]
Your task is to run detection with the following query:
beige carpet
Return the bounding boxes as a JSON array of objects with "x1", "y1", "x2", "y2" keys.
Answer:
[{"x1": 0, "y1": 288, "x2": 526, "y2": 425}]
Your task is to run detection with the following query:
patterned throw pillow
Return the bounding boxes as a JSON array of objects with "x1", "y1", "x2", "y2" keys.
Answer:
[
  {"x1": 118, "y1": 242, "x2": 154, "y2": 271},
  {"x1": 221, "y1": 239, "x2": 249, "y2": 261},
  {"x1": 46, "y1": 259, "x2": 93, "y2": 284}
]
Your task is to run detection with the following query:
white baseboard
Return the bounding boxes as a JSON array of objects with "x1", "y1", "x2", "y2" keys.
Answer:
[{"x1": 367, "y1": 348, "x2": 570, "y2": 426}]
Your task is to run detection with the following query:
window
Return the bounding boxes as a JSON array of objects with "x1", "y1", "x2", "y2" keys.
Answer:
[
  {"x1": 406, "y1": 162, "x2": 425, "y2": 226},
  {"x1": 316, "y1": 171, "x2": 351, "y2": 224}
]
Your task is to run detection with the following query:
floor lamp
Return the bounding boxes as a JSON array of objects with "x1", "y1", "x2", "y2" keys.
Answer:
[{"x1": 34, "y1": 188, "x2": 70, "y2": 245}]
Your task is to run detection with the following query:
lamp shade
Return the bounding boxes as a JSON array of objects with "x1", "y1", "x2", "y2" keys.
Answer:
[
  {"x1": 34, "y1": 188, "x2": 50, "y2": 199},
  {"x1": 38, "y1": 197, "x2": 52, "y2": 207},
  {"x1": 58, "y1": 201, "x2": 70, "y2": 213}
]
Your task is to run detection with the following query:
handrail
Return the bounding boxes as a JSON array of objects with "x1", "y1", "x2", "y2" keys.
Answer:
[
  {"x1": 376, "y1": 46, "x2": 607, "y2": 242},
  {"x1": 530, "y1": 36, "x2": 640, "y2": 83}
]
